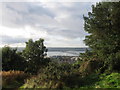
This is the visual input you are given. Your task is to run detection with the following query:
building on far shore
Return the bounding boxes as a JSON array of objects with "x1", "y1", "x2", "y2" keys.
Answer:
[{"x1": 50, "y1": 56, "x2": 78, "y2": 64}]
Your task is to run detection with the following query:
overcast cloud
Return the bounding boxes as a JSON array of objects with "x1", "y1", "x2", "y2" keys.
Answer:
[{"x1": 0, "y1": 2, "x2": 94, "y2": 47}]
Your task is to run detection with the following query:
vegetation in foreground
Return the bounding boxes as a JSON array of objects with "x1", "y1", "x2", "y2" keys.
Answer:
[
  {"x1": 1, "y1": 70, "x2": 120, "y2": 88},
  {"x1": 20, "y1": 62, "x2": 120, "y2": 88},
  {"x1": 1, "y1": 71, "x2": 29, "y2": 88},
  {"x1": 1, "y1": 1, "x2": 120, "y2": 89}
]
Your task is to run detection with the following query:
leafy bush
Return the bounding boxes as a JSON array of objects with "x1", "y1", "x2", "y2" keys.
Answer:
[
  {"x1": 2, "y1": 46, "x2": 26, "y2": 71},
  {"x1": 80, "y1": 49, "x2": 96, "y2": 61},
  {"x1": 79, "y1": 50, "x2": 104, "y2": 74},
  {"x1": 21, "y1": 62, "x2": 82, "y2": 88},
  {"x1": 95, "y1": 73, "x2": 120, "y2": 88},
  {"x1": 80, "y1": 50, "x2": 120, "y2": 74},
  {"x1": 20, "y1": 62, "x2": 120, "y2": 89},
  {"x1": 76, "y1": 73, "x2": 120, "y2": 88},
  {"x1": 1, "y1": 71, "x2": 29, "y2": 88},
  {"x1": 79, "y1": 60, "x2": 104, "y2": 75}
]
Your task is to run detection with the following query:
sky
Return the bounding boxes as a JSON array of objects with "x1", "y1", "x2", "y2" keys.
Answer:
[{"x1": 0, "y1": 1, "x2": 101, "y2": 47}]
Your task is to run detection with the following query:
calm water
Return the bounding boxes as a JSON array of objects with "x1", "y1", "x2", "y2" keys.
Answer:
[
  {"x1": 47, "y1": 48, "x2": 88, "y2": 56},
  {"x1": 17, "y1": 47, "x2": 89, "y2": 56}
]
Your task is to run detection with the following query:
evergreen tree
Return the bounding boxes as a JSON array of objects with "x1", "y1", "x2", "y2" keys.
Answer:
[
  {"x1": 83, "y1": 2, "x2": 120, "y2": 72},
  {"x1": 22, "y1": 38, "x2": 49, "y2": 74}
]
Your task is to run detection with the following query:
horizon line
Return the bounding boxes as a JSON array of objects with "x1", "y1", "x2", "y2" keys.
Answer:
[{"x1": 0, "y1": 46, "x2": 88, "y2": 48}]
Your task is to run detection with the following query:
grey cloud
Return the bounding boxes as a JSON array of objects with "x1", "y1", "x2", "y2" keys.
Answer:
[
  {"x1": 5, "y1": 2, "x2": 54, "y2": 17},
  {"x1": 27, "y1": 3, "x2": 55, "y2": 17},
  {"x1": 1, "y1": 35, "x2": 28, "y2": 44},
  {"x1": 62, "y1": 2, "x2": 92, "y2": 16},
  {"x1": 47, "y1": 28, "x2": 87, "y2": 39},
  {"x1": 2, "y1": 2, "x2": 55, "y2": 27},
  {"x1": 46, "y1": 2, "x2": 92, "y2": 19},
  {"x1": 1, "y1": 2, "x2": 92, "y2": 47},
  {"x1": 2, "y1": 2, "x2": 92, "y2": 28}
]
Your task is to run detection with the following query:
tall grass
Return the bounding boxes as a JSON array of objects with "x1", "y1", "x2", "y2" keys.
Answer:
[{"x1": 0, "y1": 71, "x2": 29, "y2": 88}]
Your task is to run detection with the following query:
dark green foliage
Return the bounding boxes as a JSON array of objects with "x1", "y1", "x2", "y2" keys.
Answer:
[
  {"x1": 2, "y1": 46, "x2": 26, "y2": 71},
  {"x1": 22, "y1": 61, "x2": 120, "y2": 89},
  {"x1": 95, "y1": 73, "x2": 120, "y2": 88},
  {"x1": 21, "y1": 62, "x2": 82, "y2": 88},
  {"x1": 80, "y1": 73, "x2": 100, "y2": 88},
  {"x1": 83, "y1": 2, "x2": 120, "y2": 72},
  {"x1": 78, "y1": 73, "x2": 120, "y2": 88},
  {"x1": 22, "y1": 38, "x2": 50, "y2": 74},
  {"x1": 79, "y1": 50, "x2": 104, "y2": 74},
  {"x1": 79, "y1": 59, "x2": 104, "y2": 75},
  {"x1": 80, "y1": 49, "x2": 98, "y2": 61}
]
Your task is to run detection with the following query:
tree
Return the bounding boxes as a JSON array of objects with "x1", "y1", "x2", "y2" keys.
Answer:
[
  {"x1": 22, "y1": 38, "x2": 49, "y2": 74},
  {"x1": 2, "y1": 46, "x2": 26, "y2": 71},
  {"x1": 83, "y1": 2, "x2": 120, "y2": 72}
]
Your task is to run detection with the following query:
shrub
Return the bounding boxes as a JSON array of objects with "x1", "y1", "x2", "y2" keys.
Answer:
[
  {"x1": 79, "y1": 50, "x2": 104, "y2": 74},
  {"x1": 2, "y1": 46, "x2": 26, "y2": 71},
  {"x1": 95, "y1": 73, "x2": 120, "y2": 88},
  {"x1": 79, "y1": 60, "x2": 104, "y2": 75},
  {"x1": 77, "y1": 73, "x2": 120, "y2": 88},
  {"x1": 1, "y1": 71, "x2": 29, "y2": 88},
  {"x1": 21, "y1": 62, "x2": 82, "y2": 88}
]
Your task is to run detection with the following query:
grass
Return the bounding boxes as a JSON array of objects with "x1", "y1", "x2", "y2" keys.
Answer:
[
  {"x1": 1, "y1": 69, "x2": 120, "y2": 89},
  {"x1": 1, "y1": 71, "x2": 29, "y2": 88}
]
